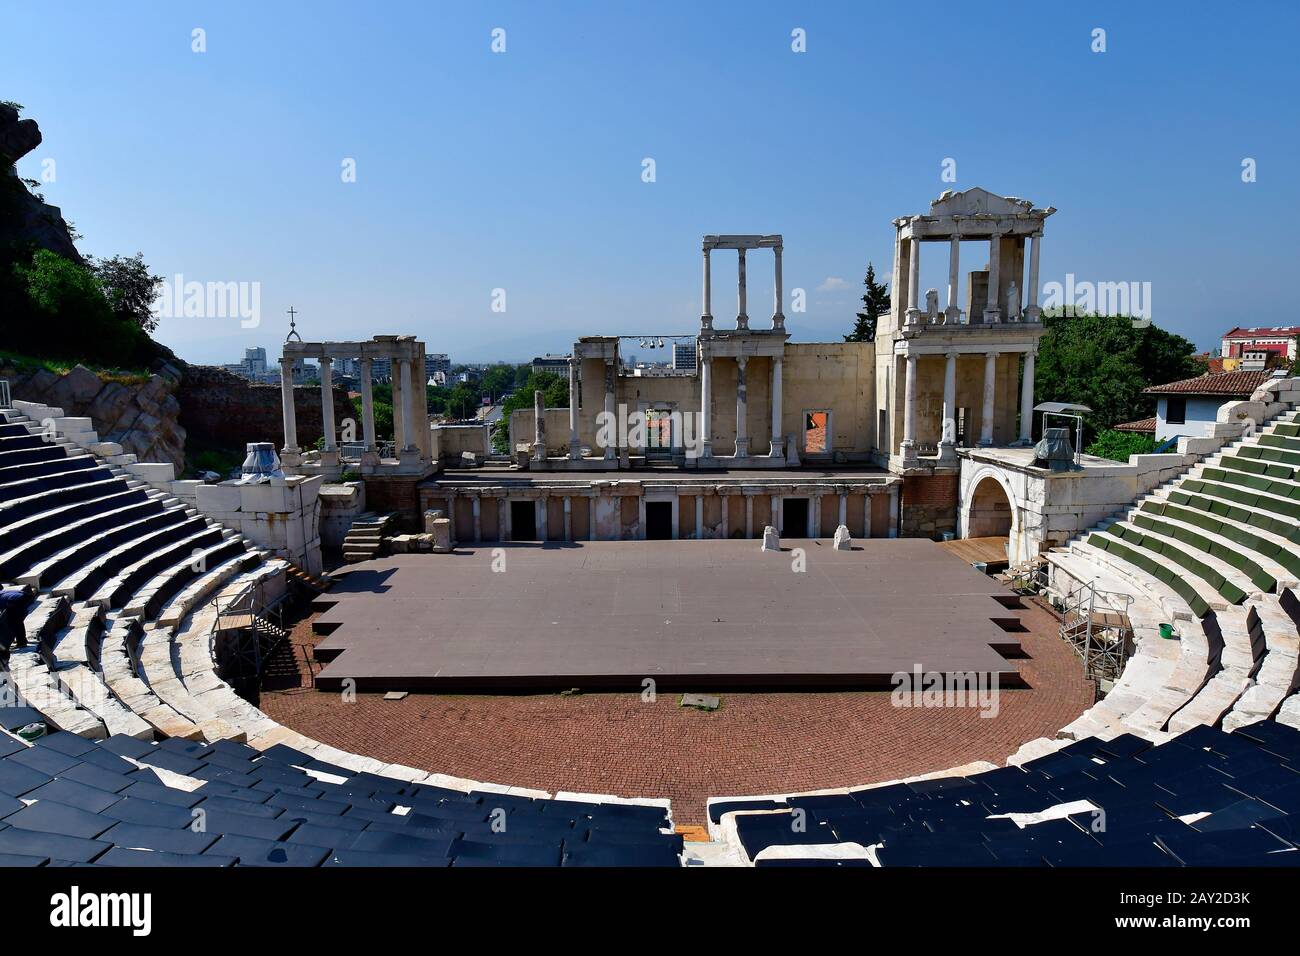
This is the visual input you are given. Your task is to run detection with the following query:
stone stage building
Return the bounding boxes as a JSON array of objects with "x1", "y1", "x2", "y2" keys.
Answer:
[{"x1": 281, "y1": 188, "x2": 1063, "y2": 548}]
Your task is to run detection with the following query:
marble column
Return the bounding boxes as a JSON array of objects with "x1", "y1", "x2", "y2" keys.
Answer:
[
  {"x1": 699, "y1": 357, "x2": 713, "y2": 459},
  {"x1": 318, "y1": 357, "x2": 336, "y2": 453},
  {"x1": 734, "y1": 356, "x2": 749, "y2": 457},
  {"x1": 279, "y1": 357, "x2": 299, "y2": 454},
  {"x1": 588, "y1": 496, "x2": 597, "y2": 541},
  {"x1": 359, "y1": 357, "x2": 377, "y2": 453},
  {"x1": 603, "y1": 360, "x2": 616, "y2": 461},
  {"x1": 838, "y1": 492, "x2": 847, "y2": 529},
  {"x1": 701, "y1": 247, "x2": 713, "y2": 330},
  {"x1": 772, "y1": 244, "x2": 785, "y2": 330},
  {"x1": 940, "y1": 351, "x2": 958, "y2": 461},
  {"x1": 863, "y1": 491, "x2": 873, "y2": 539},
  {"x1": 771, "y1": 495, "x2": 781, "y2": 535},
  {"x1": 567, "y1": 358, "x2": 580, "y2": 459},
  {"x1": 985, "y1": 232, "x2": 1002, "y2": 323},
  {"x1": 980, "y1": 350, "x2": 997, "y2": 446},
  {"x1": 533, "y1": 389, "x2": 546, "y2": 461},
  {"x1": 391, "y1": 360, "x2": 406, "y2": 455},
  {"x1": 498, "y1": 498, "x2": 508, "y2": 542},
  {"x1": 900, "y1": 353, "x2": 918, "y2": 460},
  {"x1": 906, "y1": 237, "x2": 922, "y2": 325},
  {"x1": 736, "y1": 248, "x2": 748, "y2": 330},
  {"x1": 1019, "y1": 349, "x2": 1036, "y2": 445},
  {"x1": 471, "y1": 495, "x2": 482, "y2": 544},
  {"x1": 888, "y1": 487, "x2": 899, "y2": 538},
  {"x1": 945, "y1": 236, "x2": 961, "y2": 324},
  {"x1": 769, "y1": 357, "x2": 784, "y2": 457},
  {"x1": 695, "y1": 495, "x2": 704, "y2": 540},
  {"x1": 811, "y1": 494, "x2": 822, "y2": 538},
  {"x1": 1024, "y1": 233, "x2": 1042, "y2": 322},
  {"x1": 563, "y1": 496, "x2": 572, "y2": 542},
  {"x1": 401, "y1": 359, "x2": 418, "y2": 451},
  {"x1": 537, "y1": 496, "x2": 548, "y2": 543},
  {"x1": 409, "y1": 358, "x2": 425, "y2": 454},
  {"x1": 720, "y1": 491, "x2": 730, "y2": 539},
  {"x1": 745, "y1": 493, "x2": 754, "y2": 539}
]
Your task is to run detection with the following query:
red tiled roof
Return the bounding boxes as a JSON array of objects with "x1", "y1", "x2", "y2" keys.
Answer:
[
  {"x1": 1114, "y1": 417, "x2": 1157, "y2": 433},
  {"x1": 1143, "y1": 369, "x2": 1278, "y2": 396},
  {"x1": 1222, "y1": 326, "x2": 1300, "y2": 339}
]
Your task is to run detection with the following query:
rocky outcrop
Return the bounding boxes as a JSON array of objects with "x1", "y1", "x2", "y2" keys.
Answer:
[
  {"x1": 0, "y1": 104, "x2": 82, "y2": 262},
  {"x1": 178, "y1": 365, "x2": 354, "y2": 455},
  {"x1": 4, "y1": 362, "x2": 186, "y2": 470}
]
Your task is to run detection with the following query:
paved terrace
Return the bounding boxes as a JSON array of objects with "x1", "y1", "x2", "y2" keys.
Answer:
[{"x1": 310, "y1": 538, "x2": 1022, "y2": 692}]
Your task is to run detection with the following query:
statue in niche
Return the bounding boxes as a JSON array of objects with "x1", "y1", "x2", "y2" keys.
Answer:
[
  {"x1": 1006, "y1": 281, "x2": 1021, "y2": 321},
  {"x1": 925, "y1": 288, "x2": 939, "y2": 322}
]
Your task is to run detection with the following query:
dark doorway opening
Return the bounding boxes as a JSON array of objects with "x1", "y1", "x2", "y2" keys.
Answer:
[
  {"x1": 510, "y1": 500, "x2": 536, "y2": 541},
  {"x1": 783, "y1": 497, "x2": 809, "y2": 537},
  {"x1": 645, "y1": 501, "x2": 673, "y2": 540}
]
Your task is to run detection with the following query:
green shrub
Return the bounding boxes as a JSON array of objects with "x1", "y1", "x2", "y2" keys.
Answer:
[{"x1": 1086, "y1": 428, "x2": 1156, "y2": 462}]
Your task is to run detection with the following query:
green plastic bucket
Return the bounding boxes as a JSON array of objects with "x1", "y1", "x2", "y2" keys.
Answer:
[{"x1": 1159, "y1": 623, "x2": 1176, "y2": 639}]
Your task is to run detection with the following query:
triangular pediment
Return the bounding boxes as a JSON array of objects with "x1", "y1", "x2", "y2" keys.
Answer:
[{"x1": 928, "y1": 187, "x2": 1035, "y2": 217}]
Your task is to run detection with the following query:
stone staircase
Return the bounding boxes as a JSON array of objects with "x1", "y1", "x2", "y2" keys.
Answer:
[{"x1": 342, "y1": 513, "x2": 392, "y2": 563}]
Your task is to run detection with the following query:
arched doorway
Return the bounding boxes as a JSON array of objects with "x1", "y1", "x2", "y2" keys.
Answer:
[{"x1": 966, "y1": 475, "x2": 1013, "y2": 538}]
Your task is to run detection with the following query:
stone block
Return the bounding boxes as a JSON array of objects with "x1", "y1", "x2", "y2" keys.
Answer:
[
  {"x1": 761, "y1": 526, "x2": 779, "y2": 552},
  {"x1": 239, "y1": 481, "x2": 291, "y2": 514},
  {"x1": 833, "y1": 525, "x2": 851, "y2": 550},
  {"x1": 196, "y1": 482, "x2": 244, "y2": 514},
  {"x1": 126, "y1": 461, "x2": 175, "y2": 483},
  {"x1": 431, "y1": 517, "x2": 452, "y2": 553}
]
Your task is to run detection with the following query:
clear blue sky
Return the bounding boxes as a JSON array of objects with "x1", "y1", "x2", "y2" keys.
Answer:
[{"x1": 5, "y1": 0, "x2": 1297, "y2": 365}]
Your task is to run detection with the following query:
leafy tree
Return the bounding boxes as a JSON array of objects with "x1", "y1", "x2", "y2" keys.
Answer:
[
  {"x1": 9, "y1": 248, "x2": 147, "y2": 366},
  {"x1": 87, "y1": 252, "x2": 163, "y2": 333},
  {"x1": 480, "y1": 363, "x2": 517, "y2": 399},
  {"x1": 844, "y1": 261, "x2": 890, "y2": 343},
  {"x1": 1033, "y1": 313, "x2": 1200, "y2": 442},
  {"x1": 351, "y1": 395, "x2": 393, "y2": 441},
  {"x1": 492, "y1": 371, "x2": 568, "y2": 453},
  {"x1": 1085, "y1": 428, "x2": 1156, "y2": 462}
]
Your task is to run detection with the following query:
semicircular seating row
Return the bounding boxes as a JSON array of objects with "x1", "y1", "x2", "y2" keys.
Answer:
[
  {"x1": 704, "y1": 387, "x2": 1300, "y2": 866},
  {"x1": 0, "y1": 408, "x2": 682, "y2": 867},
  {"x1": 1039, "y1": 403, "x2": 1300, "y2": 748}
]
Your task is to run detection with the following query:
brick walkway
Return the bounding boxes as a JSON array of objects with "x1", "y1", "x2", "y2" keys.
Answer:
[{"x1": 260, "y1": 597, "x2": 1092, "y2": 824}]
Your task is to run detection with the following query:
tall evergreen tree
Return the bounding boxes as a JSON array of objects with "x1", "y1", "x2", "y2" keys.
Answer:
[{"x1": 844, "y1": 262, "x2": 889, "y2": 342}]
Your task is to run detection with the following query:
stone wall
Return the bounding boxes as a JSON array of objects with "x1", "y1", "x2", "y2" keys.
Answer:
[
  {"x1": 900, "y1": 473, "x2": 959, "y2": 539},
  {"x1": 5, "y1": 361, "x2": 186, "y2": 470},
  {"x1": 365, "y1": 474, "x2": 428, "y2": 530},
  {"x1": 178, "y1": 365, "x2": 354, "y2": 457}
]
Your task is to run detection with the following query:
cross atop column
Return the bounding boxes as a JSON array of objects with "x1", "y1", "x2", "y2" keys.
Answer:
[{"x1": 286, "y1": 306, "x2": 302, "y2": 342}]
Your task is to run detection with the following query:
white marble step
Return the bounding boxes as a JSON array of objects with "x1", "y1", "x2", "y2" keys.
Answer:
[
  {"x1": 1127, "y1": 508, "x2": 1293, "y2": 592},
  {"x1": 97, "y1": 613, "x2": 203, "y2": 741},
  {"x1": 5, "y1": 646, "x2": 106, "y2": 739},
  {"x1": 1223, "y1": 595, "x2": 1300, "y2": 732},
  {"x1": 1046, "y1": 549, "x2": 1180, "y2": 742},
  {"x1": 17, "y1": 505, "x2": 188, "y2": 590},
  {"x1": 1143, "y1": 489, "x2": 1300, "y2": 583},
  {"x1": 1167, "y1": 607, "x2": 1257, "y2": 733},
  {"x1": 1189, "y1": 475, "x2": 1300, "y2": 527},
  {"x1": 1276, "y1": 691, "x2": 1300, "y2": 730},
  {"x1": 48, "y1": 623, "x2": 154, "y2": 741},
  {"x1": 1107, "y1": 519, "x2": 1258, "y2": 606}
]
